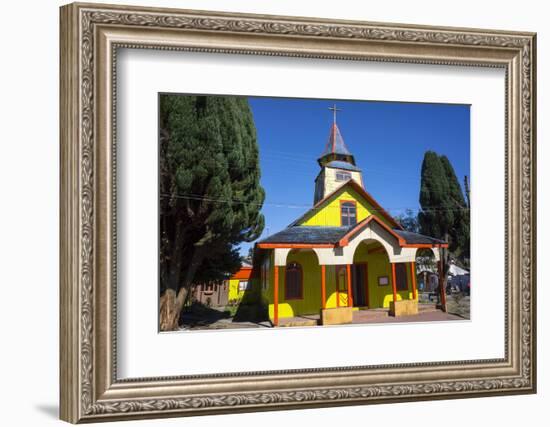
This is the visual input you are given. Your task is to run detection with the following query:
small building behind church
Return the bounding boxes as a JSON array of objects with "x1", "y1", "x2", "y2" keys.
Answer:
[
  {"x1": 227, "y1": 262, "x2": 254, "y2": 304},
  {"x1": 255, "y1": 113, "x2": 448, "y2": 326}
]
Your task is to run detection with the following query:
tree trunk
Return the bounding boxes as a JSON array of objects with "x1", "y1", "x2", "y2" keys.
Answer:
[
  {"x1": 438, "y1": 235, "x2": 450, "y2": 312},
  {"x1": 166, "y1": 221, "x2": 185, "y2": 292},
  {"x1": 159, "y1": 287, "x2": 189, "y2": 331},
  {"x1": 158, "y1": 243, "x2": 209, "y2": 331},
  {"x1": 179, "y1": 244, "x2": 208, "y2": 308}
]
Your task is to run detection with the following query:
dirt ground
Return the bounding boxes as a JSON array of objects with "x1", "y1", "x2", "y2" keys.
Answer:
[
  {"x1": 445, "y1": 293, "x2": 471, "y2": 319},
  {"x1": 179, "y1": 295, "x2": 470, "y2": 331}
]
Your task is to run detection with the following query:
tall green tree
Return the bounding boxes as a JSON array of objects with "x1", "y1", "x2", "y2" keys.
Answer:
[
  {"x1": 417, "y1": 151, "x2": 470, "y2": 308},
  {"x1": 439, "y1": 155, "x2": 470, "y2": 261},
  {"x1": 159, "y1": 95, "x2": 265, "y2": 331},
  {"x1": 418, "y1": 151, "x2": 469, "y2": 259}
]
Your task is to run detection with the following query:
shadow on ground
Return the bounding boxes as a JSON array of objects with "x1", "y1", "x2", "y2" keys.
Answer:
[
  {"x1": 232, "y1": 302, "x2": 269, "y2": 324},
  {"x1": 179, "y1": 302, "x2": 231, "y2": 328}
]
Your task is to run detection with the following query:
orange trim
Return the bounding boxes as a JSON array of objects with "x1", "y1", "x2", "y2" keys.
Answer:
[
  {"x1": 337, "y1": 217, "x2": 369, "y2": 246},
  {"x1": 346, "y1": 264, "x2": 353, "y2": 307},
  {"x1": 321, "y1": 265, "x2": 326, "y2": 309},
  {"x1": 339, "y1": 199, "x2": 357, "y2": 227},
  {"x1": 401, "y1": 243, "x2": 449, "y2": 248},
  {"x1": 257, "y1": 243, "x2": 334, "y2": 249},
  {"x1": 258, "y1": 239, "x2": 446, "y2": 251},
  {"x1": 338, "y1": 215, "x2": 406, "y2": 247},
  {"x1": 337, "y1": 217, "x2": 447, "y2": 249},
  {"x1": 410, "y1": 262, "x2": 417, "y2": 300},
  {"x1": 274, "y1": 266, "x2": 279, "y2": 326},
  {"x1": 231, "y1": 267, "x2": 252, "y2": 280},
  {"x1": 391, "y1": 263, "x2": 398, "y2": 303}
]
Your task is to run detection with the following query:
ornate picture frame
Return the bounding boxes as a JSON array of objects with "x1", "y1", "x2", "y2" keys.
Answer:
[{"x1": 60, "y1": 2, "x2": 536, "y2": 423}]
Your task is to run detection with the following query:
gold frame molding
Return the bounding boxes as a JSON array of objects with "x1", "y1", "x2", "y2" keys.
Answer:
[{"x1": 60, "y1": 2, "x2": 537, "y2": 423}]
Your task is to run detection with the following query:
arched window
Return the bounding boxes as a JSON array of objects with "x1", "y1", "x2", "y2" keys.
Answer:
[
  {"x1": 340, "y1": 201, "x2": 357, "y2": 226},
  {"x1": 285, "y1": 262, "x2": 303, "y2": 300}
]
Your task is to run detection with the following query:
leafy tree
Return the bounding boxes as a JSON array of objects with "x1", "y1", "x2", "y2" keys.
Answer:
[{"x1": 159, "y1": 95, "x2": 265, "y2": 331}]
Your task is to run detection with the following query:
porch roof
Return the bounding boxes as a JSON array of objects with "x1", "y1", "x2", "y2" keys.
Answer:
[
  {"x1": 258, "y1": 225, "x2": 351, "y2": 246},
  {"x1": 257, "y1": 221, "x2": 447, "y2": 248},
  {"x1": 393, "y1": 229, "x2": 447, "y2": 245}
]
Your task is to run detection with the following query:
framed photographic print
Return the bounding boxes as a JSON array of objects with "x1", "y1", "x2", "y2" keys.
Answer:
[{"x1": 59, "y1": 2, "x2": 537, "y2": 423}]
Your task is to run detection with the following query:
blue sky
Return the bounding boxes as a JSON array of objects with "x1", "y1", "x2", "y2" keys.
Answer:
[{"x1": 240, "y1": 97, "x2": 470, "y2": 256}]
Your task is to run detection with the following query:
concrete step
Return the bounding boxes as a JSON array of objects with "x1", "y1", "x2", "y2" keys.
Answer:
[{"x1": 279, "y1": 319, "x2": 318, "y2": 327}]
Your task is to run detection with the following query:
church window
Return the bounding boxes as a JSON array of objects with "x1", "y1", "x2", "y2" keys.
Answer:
[
  {"x1": 261, "y1": 258, "x2": 270, "y2": 291},
  {"x1": 340, "y1": 201, "x2": 357, "y2": 227},
  {"x1": 285, "y1": 262, "x2": 303, "y2": 300},
  {"x1": 336, "y1": 171, "x2": 352, "y2": 182}
]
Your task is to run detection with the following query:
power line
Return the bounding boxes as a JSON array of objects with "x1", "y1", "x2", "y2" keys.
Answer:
[
  {"x1": 260, "y1": 155, "x2": 472, "y2": 184},
  {"x1": 160, "y1": 192, "x2": 470, "y2": 213}
]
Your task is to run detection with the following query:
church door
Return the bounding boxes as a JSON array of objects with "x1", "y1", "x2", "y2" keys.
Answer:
[
  {"x1": 336, "y1": 265, "x2": 348, "y2": 307},
  {"x1": 352, "y1": 263, "x2": 369, "y2": 307}
]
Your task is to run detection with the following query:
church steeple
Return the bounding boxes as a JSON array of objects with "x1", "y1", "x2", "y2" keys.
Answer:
[
  {"x1": 317, "y1": 122, "x2": 357, "y2": 167},
  {"x1": 313, "y1": 105, "x2": 364, "y2": 204}
]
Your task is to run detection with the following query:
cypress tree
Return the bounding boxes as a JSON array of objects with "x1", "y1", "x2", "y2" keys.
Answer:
[
  {"x1": 440, "y1": 155, "x2": 470, "y2": 261},
  {"x1": 418, "y1": 151, "x2": 453, "y2": 240},
  {"x1": 418, "y1": 151, "x2": 469, "y2": 261},
  {"x1": 159, "y1": 95, "x2": 265, "y2": 331},
  {"x1": 418, "y1": 151, "x2": 470, "y2": 309}
]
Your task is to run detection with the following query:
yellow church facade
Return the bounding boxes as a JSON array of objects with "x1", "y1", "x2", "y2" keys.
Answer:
[{"x1": 255, "y1": 114, "x2": 448, "y2": 326}]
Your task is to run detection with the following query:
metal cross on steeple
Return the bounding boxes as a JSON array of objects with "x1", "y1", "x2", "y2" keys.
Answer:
[{"x1": 328, "y1": 104, "x2": 342, "y2": 124}]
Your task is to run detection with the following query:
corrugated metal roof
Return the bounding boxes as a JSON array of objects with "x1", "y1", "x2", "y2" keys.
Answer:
[
  {"x1": 258, "y1": 217, "x2": 445, "y2": 245},
  {"x1": 258, "y1": 222, "x2": 445, "y2": 247},
  {"x1": 258, "y1": 226, "x2": 351, "y2": 244},
  {"x1": 392, "y1": 229, "x2": 446, "y2": 245}
]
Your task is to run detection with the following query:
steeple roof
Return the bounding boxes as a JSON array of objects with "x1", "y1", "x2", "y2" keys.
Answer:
[
  {"x1": 317, "y1": 122, "x2": 357, "y2": 167},
  {"x1": 320, "y1": 123, "x2": 352, "y2": 157}
]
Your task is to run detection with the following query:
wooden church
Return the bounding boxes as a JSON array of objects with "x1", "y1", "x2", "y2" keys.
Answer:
[{"x1": 256, "y1": 106, "x2": 448, "y2": 326}]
